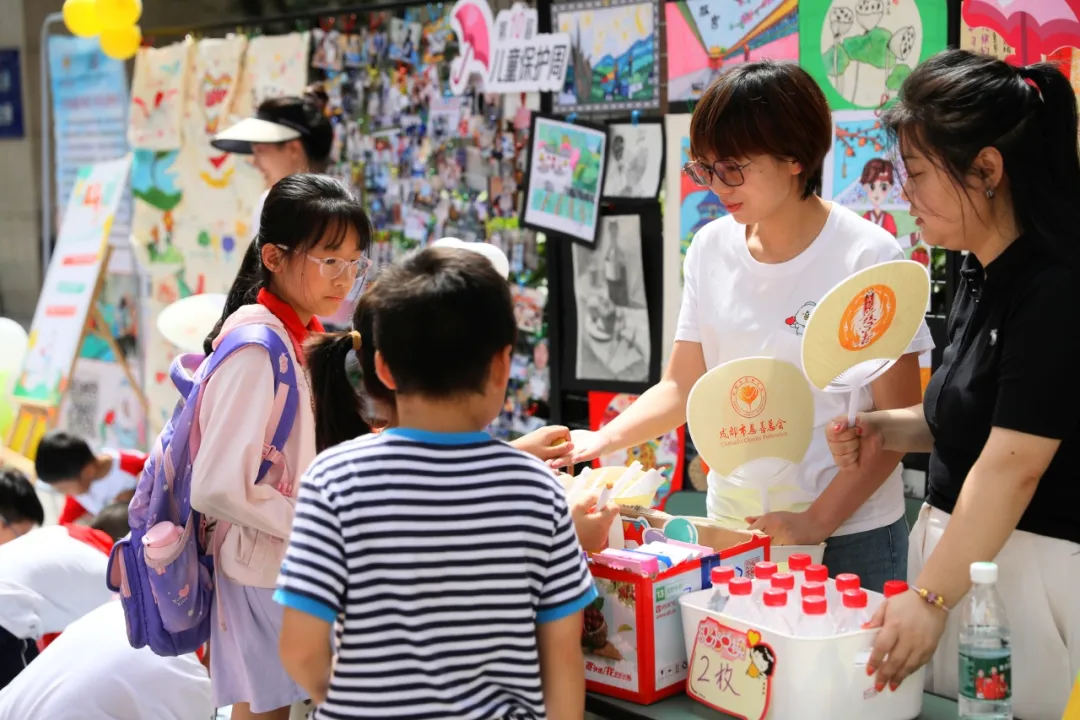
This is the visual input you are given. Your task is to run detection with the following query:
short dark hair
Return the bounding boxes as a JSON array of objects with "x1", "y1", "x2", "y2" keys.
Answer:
[
  {"x1": 91, "y1": 502, "x2": 130, "y2": 542},
  {"x1": 205, "y1": 173, "x2": 373, "y2": 354},
  {"x1": 34, "y1": 430, "x2": 96, "y2": 484},
  {"x1": 305, "y1": 248, "x2": 516, "y2": 451},
  {"x1": 883, "y1": 50, "x2": 1080, "y2": 255},
  {"x1": 689, "y1": 61, "x2": 832, "y2": 199},
  {"x1": 0, "y1": 469, "x2": 44, "y2": 527}
]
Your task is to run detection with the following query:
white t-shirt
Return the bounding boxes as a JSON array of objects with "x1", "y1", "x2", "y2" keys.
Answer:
[
  {"x1": 676, "y1": 203, "x2": 935, "y2": 536},
  {"x1": 0, "y1": 601, "x2": 212, "y2": 720},
  {"x1": 0, "y1": 526, "x2": 113, "y2": 639},
  {"x1": 74, "y1": 449, "x2": 138, "y2": 516}
]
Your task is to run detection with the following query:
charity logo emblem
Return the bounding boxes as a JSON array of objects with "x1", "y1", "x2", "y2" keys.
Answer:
[
  {"x1": 838, "y1": 284, "x2": 896, "y2": 351},
  {"x1": 730, "y1": 376, "x2": 766, "y2": 419}
]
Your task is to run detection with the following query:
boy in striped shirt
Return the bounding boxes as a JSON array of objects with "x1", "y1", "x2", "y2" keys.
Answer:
[{"x1": 276, "y1": 247, "x2": 597, "y2": 720}]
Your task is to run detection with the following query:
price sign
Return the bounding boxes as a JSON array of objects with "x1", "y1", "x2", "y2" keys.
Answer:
[{"x1": 687, "y1": 616, "x2": 775, "y2": 720}]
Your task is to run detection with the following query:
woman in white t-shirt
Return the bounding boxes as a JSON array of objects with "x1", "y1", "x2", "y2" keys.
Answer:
[{"x1": 569, "y1": 61, "x2": 933, "y2": 591}]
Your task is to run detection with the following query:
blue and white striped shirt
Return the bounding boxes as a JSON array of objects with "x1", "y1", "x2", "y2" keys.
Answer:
[{"x1": 274, "y1": 428, "x2": 597, "y2": 720}]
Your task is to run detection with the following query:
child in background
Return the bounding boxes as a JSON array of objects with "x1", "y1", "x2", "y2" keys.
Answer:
[
  {"x1": 88, "y1": 501, "x2": 131, "y2": 543},
  {"x1": 0, "y1": 469, "x2": 43, "y2": 546},
  {"x1": 281, "y1": 248, "x2": 596, "y2": 718},
  {"x1": 0, "y1": 601, "x2": 212, "y2": 720},
  {"x1": 191, "y1": 173, "x2": 371, "y2": 720},
  {"x1": 33, "y1": 430, "x2": 146, "y2": 526}
]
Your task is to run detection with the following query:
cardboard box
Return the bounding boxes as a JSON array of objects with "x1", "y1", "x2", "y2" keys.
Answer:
[{"x1": 582, "y1": 521, "x2": 769, "y2": 704}]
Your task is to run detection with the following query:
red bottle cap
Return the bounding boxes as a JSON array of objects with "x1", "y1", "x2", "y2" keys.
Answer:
[
  {"x1": 802, "y1": 596, "x2": 827, "y2": 615},
  {"x1": 883, "y1": 580, "x2": 909, "y2": 598},
  {"x1": 835, "y1": 573, "x2": 860, "y2": 592},
  {"x1": 763, "y1": 589, "x2": 788, "y2": 608},
  {"x1": 754, "y1": 561, "x2": 778, "y2": 580},
  {"x1": 800, "y1": 582, "x2": 826, "y2": 598},
  {"x1": 842, "y1": 589, "x2": 868, "y2": 609},
  {"x1": 805, "y1": 564, "x2": 828, "y2": 583},
  {"x1": 728, "y1": 577, "x2": 752, "y2": 596},
  {"x1": 770, "y1": 573, "x2": 795, "y2": 591},
  {"x1": 787, "y1": 553, "x2": 811, "y2": 571},
  {"x1": 711, "y1": 565, "x2": 735, "y2": 585}
]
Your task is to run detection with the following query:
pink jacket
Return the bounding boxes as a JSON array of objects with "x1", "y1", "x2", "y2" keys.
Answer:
[{"x1": 190, "y1": 305, "x2": 316, "y2": 588}]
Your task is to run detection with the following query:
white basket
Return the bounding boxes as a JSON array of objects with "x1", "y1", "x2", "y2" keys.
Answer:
[{"x1": 679, "y1": 588, "x2": 925, "y2": 720}]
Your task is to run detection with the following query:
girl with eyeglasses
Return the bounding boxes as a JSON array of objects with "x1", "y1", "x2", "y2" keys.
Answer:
[
  {"x1": 566, "y1": 61, "x2": 933, "y2": 592},
  {"x1": 193, "y1": 174, "x2": 372, "y2": 720}
]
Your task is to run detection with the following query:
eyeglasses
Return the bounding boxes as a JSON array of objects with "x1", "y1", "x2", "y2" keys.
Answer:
[
  {"x1": 275, "y1": 245, "x2": 372, "y2": 280},
  {"x1": 683, "y1": 159, "x2": 754, "y2": 188}
]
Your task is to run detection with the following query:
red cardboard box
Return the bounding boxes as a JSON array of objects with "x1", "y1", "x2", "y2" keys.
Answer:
[{"x1": 582, "y1": 528, "x2": 769, "y2": 704}]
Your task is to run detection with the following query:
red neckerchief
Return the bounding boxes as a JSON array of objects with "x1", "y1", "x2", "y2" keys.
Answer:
[{"x1": 257, "y1": 288, "x2": 325, "y2": 364}]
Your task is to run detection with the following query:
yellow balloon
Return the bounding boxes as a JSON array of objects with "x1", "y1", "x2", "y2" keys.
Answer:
[
  {"x1": 94, "y1": 0, "x2": 142, "y2": 31},
  {"x1": 100, "y1": 24, "x2": 142, "y2": 61},
  {"x1": 63, "y1": 0, "x2": 102, "y2": 38}
]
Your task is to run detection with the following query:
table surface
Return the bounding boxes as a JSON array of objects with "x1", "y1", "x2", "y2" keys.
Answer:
[{"x1": 586, "y1": 691, "x2": 958, "y2": 719}]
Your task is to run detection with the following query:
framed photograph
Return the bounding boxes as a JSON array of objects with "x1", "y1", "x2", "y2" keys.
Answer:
[
  {"x1": 602, "y1": 118, "x2": 664, "y2": 201},
  {"x1": 560, "y1": 208, "x2": 663, "y2": 394},
  {"x1": 552, "y1": 0, "x2": 661, "y2": 114},
  {"x1": 521, "y1": 113, "x2": 608, "y2": 246}
]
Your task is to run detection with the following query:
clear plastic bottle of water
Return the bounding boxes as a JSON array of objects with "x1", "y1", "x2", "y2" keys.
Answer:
[
  {"x1": 796, "y1": 596, "x2": 833, "y2": 638},
  {"x1": 709, "y1": 565, "x2": 735, "y2": 612},
  {"x1": 958, "y1": 562, "x2": 1012, "y2": 720},
  {"x1": 752, "y1": 561, "x2": 778, "y2": 603},
  {"x1": 724, "y1": 577, "x2": 763, "y2": 626}
]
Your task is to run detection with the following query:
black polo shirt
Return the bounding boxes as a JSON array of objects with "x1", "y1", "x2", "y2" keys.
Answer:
[{"x1": 923, "y1": 237, "x2": 1080, "y2": 545}]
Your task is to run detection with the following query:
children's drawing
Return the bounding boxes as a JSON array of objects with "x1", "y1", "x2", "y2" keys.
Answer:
[
  {"x1": 522, "y1": 115, "x2": 607, "y2": 245},
  {"x1": 59, "y1": 358, "x2": 148, "y2": 451},
  {"x1": 235, "y1": 32, "x2": 311, "y2": 117},
  {"x1": 823, "y1": 110, "x2": 917, "y2": 238},
  {"x1": 666, "y1": 0, "x2": 799, "y2": 102},
  {"x1": 553, "y1": 0, "x2": 660, "y2": 113},
  {"x1": 589, "y1": 391, "x2": 685, "y2": 509},
  {"x1": 128, "y1": 40, "x2": 191, "y2": 150},
  {"x1": 81, "y1": 271, "x2": 140, "y2": 362},
  {"x1": 799, "y1": 0, "x2": 947, "y2": 110},
  {"x1": 602, "y1": 120, "x2": 664, "y2": 200},
  {"x1": 130, "y1": 149, "x2": 185, "y2": 269},
  {"x1": 184, "y1": 37, "x2": 246, "y2": 140}
]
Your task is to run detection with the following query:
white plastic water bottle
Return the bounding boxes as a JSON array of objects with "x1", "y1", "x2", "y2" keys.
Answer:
[
  {"x1": 800, "y1": 581, "x2": 826, "y2": 606},
  {"x1": 787, "y1": 553, "x2": 811, "y2": 588},
  {"x1": 959, "y1": 562, "x2": 1011, "y2": 719},
  {"x1": 752, "y1": 561, "x2": 778, "y2": 603},
  {"x1": 770, "y1": 573, "x2": 797, "y2": 628},
  {"x1": 836, "y1": 589, "x2": 873, "y2": 634},
  {"x1": 761, "y1": 589, "x2": 793, "y2": 634},
  {"x1": 708, "y1": 565, "x2": 735, "y2": 612},
  {"x1": 796, "y1": 596, "x2": 833, "y2": 638},
  {"x1": 804, "y1": 563, "x2": 829, "y2": 589},
  {"x1": 832, "y1": 573, "x2": 860, "y2": 619},
  {"x1": 871, "y1": 579, "x2": 909, "y2": 615},
  {"x1": 724, "y1": 577, "x2": 762, "y2": 626}
]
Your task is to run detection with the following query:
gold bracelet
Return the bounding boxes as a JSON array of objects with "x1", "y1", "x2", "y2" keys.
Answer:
[{"x1": 911, "y1": 586, "x2": 949, "y2": 612}]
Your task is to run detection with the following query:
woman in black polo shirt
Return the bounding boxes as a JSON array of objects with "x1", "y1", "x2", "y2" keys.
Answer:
[{"x1": 826, "y1": 50, "x2": 1079, "y2": 719}]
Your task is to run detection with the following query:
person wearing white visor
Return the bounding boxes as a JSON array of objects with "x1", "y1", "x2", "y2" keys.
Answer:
[{"x1": 211, "y1": 87, "x2": 333, "y2": 236}]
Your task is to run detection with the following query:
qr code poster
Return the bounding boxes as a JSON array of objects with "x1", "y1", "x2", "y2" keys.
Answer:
[{"x1": 58, "y1": 358, "x2": 148, "y2": 451}]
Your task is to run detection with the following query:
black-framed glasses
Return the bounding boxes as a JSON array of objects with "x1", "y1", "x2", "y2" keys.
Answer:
[{"x1": 682, "y1": 159, "x2": 754, "y2": 188}]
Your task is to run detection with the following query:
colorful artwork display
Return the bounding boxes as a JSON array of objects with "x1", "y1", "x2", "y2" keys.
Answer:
[
  {"x1": 799, "y1": 0, "x2": 947, "y2": 110},
  {"x1": 588, "y1": 391, "x2": 685, "y2": 510},
  {"x1": 235, "y1": 32, "x2": 311, "y2": 117},
  {"x1": 602, "y1": 119, "x2": 664, "y2": 200},
  {"x1": 666, "y1": 0, "x2": 799, "y2": 102},
  {"x1": 522, "y1": 114, "x2": 607, "y2": 245},
  {"x1": 58, "y1": 358, "x2": 147, "y2": 452},
  {"x1": 128, "y1": 40, "x2": 191, "y2": 150},
  {"x1": 553, "y1": 0, "x2": 660, "y2": 113}
]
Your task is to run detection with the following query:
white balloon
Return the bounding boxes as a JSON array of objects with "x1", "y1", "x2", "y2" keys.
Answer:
[
  {"x1": 156, "y1": 294, "x2": 227, "y2": 353},
  {"x1": 431, "y1": 237, "x2": 511, "y2": 280},
  {"x1": 0, "y1": 318, "x2": 28, "y2": 375}
]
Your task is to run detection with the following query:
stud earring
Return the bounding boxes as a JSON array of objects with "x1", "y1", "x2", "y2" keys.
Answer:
[{"x1": 985, "y1": 187, "x2": 995, "y2": 199}]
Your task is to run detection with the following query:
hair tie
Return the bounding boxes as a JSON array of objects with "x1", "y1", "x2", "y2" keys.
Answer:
[{"x1": 350, "y1": 330, "x2": 362, "y2": 352}]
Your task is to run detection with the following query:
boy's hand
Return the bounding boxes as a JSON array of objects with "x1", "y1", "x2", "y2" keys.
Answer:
[
  {"x1": 511, "y1": 426, "x2": 574, "y2": 466},
  {"x1": 570, "y1": 491, "x2": 619, "y2": 553}
]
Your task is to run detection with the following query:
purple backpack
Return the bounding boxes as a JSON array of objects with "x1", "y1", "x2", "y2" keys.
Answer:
[{"x1": 106, "y1": 325, "x2": 299, "y2": 657}]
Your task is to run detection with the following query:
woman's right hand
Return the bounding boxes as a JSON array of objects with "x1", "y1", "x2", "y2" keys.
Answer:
[
  {"x1": 555, "y1": 429, "x2": 612, "y2": 468},
  {"x1": 825, "y1": 413, "x2": 884, "y2": 469}
]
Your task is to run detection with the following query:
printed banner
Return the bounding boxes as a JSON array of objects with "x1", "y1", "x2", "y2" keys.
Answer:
[
  {"x1": 13, "y1": 157, "x2": 132, "y2": 407},
  {"x1": 48, "y1": 36, "x2": 130, "y2": 247}
]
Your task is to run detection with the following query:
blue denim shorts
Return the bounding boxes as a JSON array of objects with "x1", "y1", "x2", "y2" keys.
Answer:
[{"x1": 821, "y1": 515, "x2": 909, "y2": 593}]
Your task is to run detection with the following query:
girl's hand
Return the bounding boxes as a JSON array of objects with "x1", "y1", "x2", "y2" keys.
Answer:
[
  {"x1": 825, "y1": 413, "x2": 884, "y2": 470},
  {"x1": 512, "y1": 426, "x2": 574, "y2": 466},
  {"x1": 865, "y1": 589, "x2": 947, "y2": 693},
  {"x1": 565, "y1": 429, "x2": 613, "y2": 467},
  {"x1": 570, "y1": 490, "x2": 620, "y2": 553}
]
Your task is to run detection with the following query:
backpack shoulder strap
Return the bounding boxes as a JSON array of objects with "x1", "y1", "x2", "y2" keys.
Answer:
[{"x1": 204, "y1": 325, "x2": 300, "y2": 483}]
